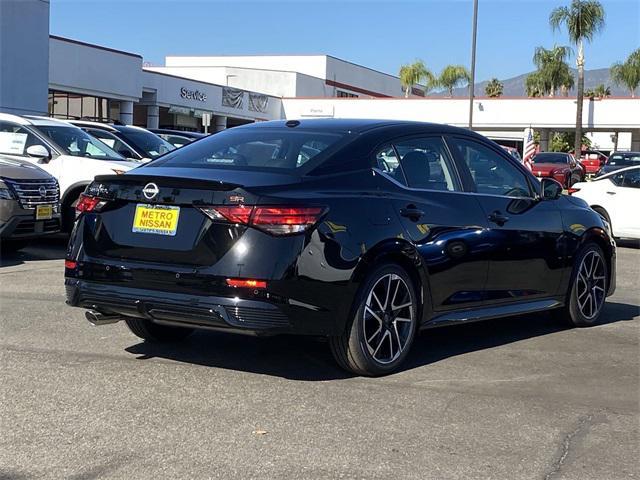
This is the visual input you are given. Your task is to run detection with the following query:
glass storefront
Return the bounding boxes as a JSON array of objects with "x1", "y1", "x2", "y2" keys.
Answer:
[{"x1": 48, "y1": 90, "x2": 110, "y2": 121}]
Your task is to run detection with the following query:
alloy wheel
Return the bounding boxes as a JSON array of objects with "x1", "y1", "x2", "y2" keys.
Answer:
[
  {"x1": 362, "y1": 273, "x2": 415, "y2": 365},
  {"x1": 576, "y1": 250, "x2": 606, "y2": 320}
]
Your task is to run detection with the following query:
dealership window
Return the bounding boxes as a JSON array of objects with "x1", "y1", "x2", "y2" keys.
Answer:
[
  {"x1": 336, "y1": 90, "x2": 358, "y2": 98},
  {"x1": 48, "y1": 90, "x2": 110, "y2": 122}
]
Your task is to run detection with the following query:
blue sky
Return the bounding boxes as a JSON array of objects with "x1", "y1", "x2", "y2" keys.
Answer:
[{"x1": 50, "y1": 0, "x2": 639, "y2": 82}]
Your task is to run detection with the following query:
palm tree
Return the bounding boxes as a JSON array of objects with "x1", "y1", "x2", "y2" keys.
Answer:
[
  {"x1": 525, "y1": 72, "x2": 547, "y2": 97},
  {"x1": 484, "y1": 78, "x2": 504, "y2": 97},
  {"x1": 399, "y1": 60, "x2": 435, "y2": 98},
  {"x1": 436, "y1": 65, "x2": 471, "y2": 97},
  {"x1": 532, "y1": 45, "x2": 574, "y2": 96},
  {"x1": 593, "y1": 83, "x2": 611, "y2": 98},
  {"x1": 550, "y1": 0, "x2": 605, "y2": 159},
  {"x1": 610, "y1": 48, "x2": 640, "y2": 97}
]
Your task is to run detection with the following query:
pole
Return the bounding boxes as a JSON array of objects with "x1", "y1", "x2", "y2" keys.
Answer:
[{"x1": 468, "y1": 0, "x2": 478, "y2": 129}]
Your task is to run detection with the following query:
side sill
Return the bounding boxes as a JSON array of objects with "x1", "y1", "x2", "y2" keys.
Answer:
[{"x1": 422, "y1": 298, "x2": 564, "y2": 329}]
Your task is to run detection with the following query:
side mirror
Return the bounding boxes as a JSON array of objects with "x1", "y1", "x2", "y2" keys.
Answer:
[
  {"x1": 540, "y1": 178, "x2": 563, "y2": 200},
  {"x1": 26, "y1": 145, "x2": 51, "y2": 162}
]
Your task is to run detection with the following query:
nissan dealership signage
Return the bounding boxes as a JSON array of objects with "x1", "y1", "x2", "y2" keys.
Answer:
[{"x1": 180, "y1": 87, "x2": 207, "y2": 102}]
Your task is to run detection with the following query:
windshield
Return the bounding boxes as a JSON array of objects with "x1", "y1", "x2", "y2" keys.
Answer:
[
  {"x1": 148, "y1": 128, "x2": 346, "y2": 173},
  {"x1": 533, "y1": 153, "x2": 567, "y2": 164},
  {"x1": 607, "y1": 153, "x2": 640, "y2": 166},
  {"x1": 120, "y1": 129, "x2": 175, "y2": 158},
  {"x1": 34, "y1": 125, "x2": 125, "y2": 160}
]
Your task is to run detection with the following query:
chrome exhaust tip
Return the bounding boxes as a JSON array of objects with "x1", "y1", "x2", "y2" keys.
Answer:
[{"x1": 85, "y1": 310, "x2": 122, "y2": 326}]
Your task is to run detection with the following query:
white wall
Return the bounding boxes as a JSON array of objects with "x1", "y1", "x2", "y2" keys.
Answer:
[
  {"x1": 325, "y1": 56, "x2": 404, "y2": 97},
  {"x1": 282, "y1": 97, "x2": 640, "y2": 131},
  {"x1": 0, "y1": 0, "x2": 50, "y2": 115},
  {"x1": 49, "y1": 37, "x2": 143, "y2": 101}
]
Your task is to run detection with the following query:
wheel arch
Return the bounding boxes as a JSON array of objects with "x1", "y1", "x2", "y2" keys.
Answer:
[
  {"x1": 350, "y1": 238, "x2": 431, "y2": 323},
  {"x1": 578, "y1": 226, "x2": 615, "y2": 293},
  {"x1": 61, "y1": 181, "x2": 90, "y2": 207}
]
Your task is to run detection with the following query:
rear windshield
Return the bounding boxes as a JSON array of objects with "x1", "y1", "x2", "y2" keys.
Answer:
[
  {"x1": 148, "y1": 128, "x2": 346, "y2": 173},
  {"x1": 533, "y1": 153, "x2": 567, "y2": 164},
  {"x1": 120, "y1": 129, "x2": 175, "y2": 158},
  {"x1": 607, "y1": 153, "x2": 640, "y2": 166}
]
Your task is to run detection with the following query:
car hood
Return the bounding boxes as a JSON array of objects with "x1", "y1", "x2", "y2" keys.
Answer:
[{"x1": 0, "y1": 156, "x2": 54, "y2": 180}]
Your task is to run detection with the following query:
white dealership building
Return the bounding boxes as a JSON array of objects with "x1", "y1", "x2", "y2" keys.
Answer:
[{"x1": 1, "y1": 0, "x2": 638, "y2": 150}]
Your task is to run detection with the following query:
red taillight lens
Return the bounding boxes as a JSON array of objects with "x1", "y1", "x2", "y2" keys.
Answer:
[
  {"x1": 199, "y1": 205, "x2": 325, "y2": 235},
  {"x1": 64, "y1": 259, "x2": 77, "y2": 269},
  {"x1": 75, "y1": 194, "x2": 101, "y2": 213},
  {"x1": 226, "y1": 278, "x2": 267, "y2": 289},
  {"x1": 567, "y1": 187, "x2": 581, "y2": 195}
]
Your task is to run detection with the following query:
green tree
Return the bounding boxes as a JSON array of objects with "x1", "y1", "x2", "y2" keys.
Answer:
[
  {"x1": 399, "y1": 60, "x2": 435, "y2": 98},
  {"x1": 550, "y1": 132, "x2": 592, "y2": 152},
  {"x1": 532, "y1": 45, "x2": 574, "y2": 96},
  {"x1": 435, "y1": 65, "x2": 471, "y2": 97},
  {"x1": 585, "y1": 83, "x2": 611, "y2": 99},
  {"x1": 610, "y1": 48, "x2": 640, "y2": 97},
  {"x1": 484, "y1": 78, "x2": 504, "y2": 97},
  {"x1": 550, "y1": 0, "x2": 606, "y2": 158},
  {"x1": 526, "y1": 72, "x2": 547, "y2": 97}
]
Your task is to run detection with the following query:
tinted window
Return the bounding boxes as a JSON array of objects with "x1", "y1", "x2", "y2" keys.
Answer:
[
  {"x1": 608, "y1": 153, "x2": 640, "y2": 166},
  {"x1": 87, "y1": 129, "x2": 138, "y2": 158},
  {"x1": 375, "y1": 146, "x2": 404, "y2": 183},
  {"x1": 0, "y1": 122, "x2": 45, "y2": 156},
  {"x1": 33, "y1": 125, "x2": 124, "y2": 160},
  {"x1": 451, "y1": 138, "x2": 532, "y2": 198},
  {"x1": 612, "y1": 168, "x2": 640, "y2": 188},
  {"x1": 393, "y1": 137, "x2": 458, "y2": 191},
  {"x1": 533, "y1": 153, "x2": 568, "y2": 164},
  {"x1": 150, "y1": 128, "x2": 346, "y2": 173},
  {"x1": 119, "y1": 129, "x2": 175, "y2": 158}
]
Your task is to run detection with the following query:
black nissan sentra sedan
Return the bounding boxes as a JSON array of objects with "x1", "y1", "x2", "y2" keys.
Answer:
[{"x1": 65, "y1": 119, "x2": 616, "y2": 376}]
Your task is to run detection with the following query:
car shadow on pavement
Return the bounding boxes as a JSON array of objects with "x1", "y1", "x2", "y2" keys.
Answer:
[
  {"x1": 124, "y1": 300, "x2": 638, "y2": 381},
  {"x1": 0, "y1": 235, "x2": 67, "y2": 268}
]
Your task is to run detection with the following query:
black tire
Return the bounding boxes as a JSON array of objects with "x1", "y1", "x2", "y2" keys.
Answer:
[
  {"x1": 0, "y1": 239, "x2": 30, "y2": 254},
  {"x1": 124, "y1": 317, "x2": 194, "y2": 342},
  {"x1": 329, "y1": 263, "x2": 419, "y2": 376},
  {"x1": 552, "y1": 243, "x2": 608, "y2": 327}
]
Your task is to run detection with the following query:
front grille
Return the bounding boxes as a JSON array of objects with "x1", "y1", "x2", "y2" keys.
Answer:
[
  {"x1": 4, "y1": 178, "x2": 60, "y2": 209},
  {"x1": 224, "y1": 305, "x2": 290, "y2": 329},
  {"x1": 12, "y1": 218, "x2": 60, "y2": 235}
]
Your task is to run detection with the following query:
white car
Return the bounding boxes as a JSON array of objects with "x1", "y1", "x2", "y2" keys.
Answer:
[
  {"x1": 570, "y1": 165, "x2": 640, "y2": 240},
  {"x1": 0, "y1": 113, "x2": 139, "y2": 231}
]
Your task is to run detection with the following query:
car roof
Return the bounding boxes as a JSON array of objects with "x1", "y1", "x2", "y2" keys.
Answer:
[
  {"x1": 150, "y1": 128, "x2": 205, "y2": 137},
  {"x1": 67, "y1": 120, "x2": 118, "y2": 131},
  {"x1": 238, "y1": 118, "x2": 475, "y2": 135},
  {"x1": 0, "y1": 113, "x2": 76, "y2": 127},
  {"x1": 610, "y1": 151, "x2": 640, "y2": 156}
]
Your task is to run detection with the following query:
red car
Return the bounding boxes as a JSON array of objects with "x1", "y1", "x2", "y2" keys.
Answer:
[
  {"x1": 578, "y1": 150, "x2": 608, "y2": 175},
  {"x1": 531, "y1": 152, "x2": 585, "y2": 188}
]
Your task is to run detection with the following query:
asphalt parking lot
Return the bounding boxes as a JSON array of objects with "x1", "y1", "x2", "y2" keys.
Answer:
[{"x1": 0, "y1": 238, "x2": 638, "y2": 480}]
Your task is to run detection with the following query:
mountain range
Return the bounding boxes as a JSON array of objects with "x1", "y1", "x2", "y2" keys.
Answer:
[{"x1": 429, "y1": 68, "x2": 631, "y2": 98}]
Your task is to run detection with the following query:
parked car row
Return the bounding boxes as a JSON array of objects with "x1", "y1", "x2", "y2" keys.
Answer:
[{"x1": 0, "y1": 113, "x2": 205, "y2": 243}]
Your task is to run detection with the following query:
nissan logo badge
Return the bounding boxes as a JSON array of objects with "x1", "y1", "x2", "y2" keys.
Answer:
[
  {"x1": 142, "y1": 182, "x2": 160, "y2": 200},
  {"x1": 38, "y1": 186, "x2": 47, "y2": 198}
]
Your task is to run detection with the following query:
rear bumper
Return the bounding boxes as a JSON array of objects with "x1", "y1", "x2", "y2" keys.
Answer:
[{"x1": 65, "y1": 278, "x2": 341, "y2": 336}]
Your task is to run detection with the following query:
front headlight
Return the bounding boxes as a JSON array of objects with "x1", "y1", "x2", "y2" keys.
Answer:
[{"x1": 0, "y1": 180, "x2": 15, "y2": 200}]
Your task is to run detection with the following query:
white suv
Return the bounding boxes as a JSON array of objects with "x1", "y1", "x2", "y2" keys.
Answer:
[{"x1": 0, "y1": 113, "x2": 139, "y2": 231}]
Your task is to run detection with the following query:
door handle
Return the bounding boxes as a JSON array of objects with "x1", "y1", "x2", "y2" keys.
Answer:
[
  {"x1": 400, "y1": 205, "x2": 425, "y2": 221},
  {"x1": 488, "y1": 211, "x2": 509, "y2": 226},
  {"x1": 606, "y1": 191, "x2": 616, "y2": 195}
]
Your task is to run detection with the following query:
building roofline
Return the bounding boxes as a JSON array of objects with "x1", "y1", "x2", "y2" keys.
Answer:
[{"x1": 49, "y1": 35, "x2": 143, "y2": 59}]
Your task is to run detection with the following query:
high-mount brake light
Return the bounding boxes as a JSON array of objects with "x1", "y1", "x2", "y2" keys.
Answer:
[
  {"x1": 198, "y1": 205, "x2": 325, "y2": 235},
  {"x1": 226, "y1": 278, "x2": 267, "y2": 289},
  {"x1": 75, "y1": 194, "x2": 104, "y2": 213}
]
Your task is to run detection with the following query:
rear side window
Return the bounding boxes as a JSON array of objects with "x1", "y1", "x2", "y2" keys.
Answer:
[
  {"x1": 450, "y1": 137, "x2": 532, "y2": 198},
  {"x1": 150, "y1": 128, "x2": 347, "y2": 173},
  {"x1": 393, "y1": 137, "x2": 459, "y2": 191}
]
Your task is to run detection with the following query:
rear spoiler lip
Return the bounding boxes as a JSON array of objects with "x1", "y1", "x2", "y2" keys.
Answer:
[{"x1": 93, "y1": 174, "x2": 242, "y2": 190}]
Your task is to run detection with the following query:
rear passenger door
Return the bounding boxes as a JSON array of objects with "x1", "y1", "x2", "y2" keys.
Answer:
[
  {"x1": 377, "y1": 136, "x2": 490, "y2": 312},
  {"x1": 447, "y1": 135, "x2": 565, "y2": 303}
]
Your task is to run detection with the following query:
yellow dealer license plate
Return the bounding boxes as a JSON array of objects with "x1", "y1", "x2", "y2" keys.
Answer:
[
  {"x1": 36, "y1": 204, "x2": 53, "y2": 220},
  {"x1": 132, "y1": 204, "x2": 180, "y2": 236}
]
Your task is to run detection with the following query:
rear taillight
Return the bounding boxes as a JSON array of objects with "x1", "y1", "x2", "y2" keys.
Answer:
[
  {"x1": 226, "y1": 278, "x2": 267, "y2": 289},
  {"x1": 199, "y1": 205, "x2": 325, "y2": 235},
  {"x1": 567, "y1": 187, "x2": 581, "y2": 195},
  {"x1": 75, "y1": 194, "x2": 106, "y2": 214}
]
